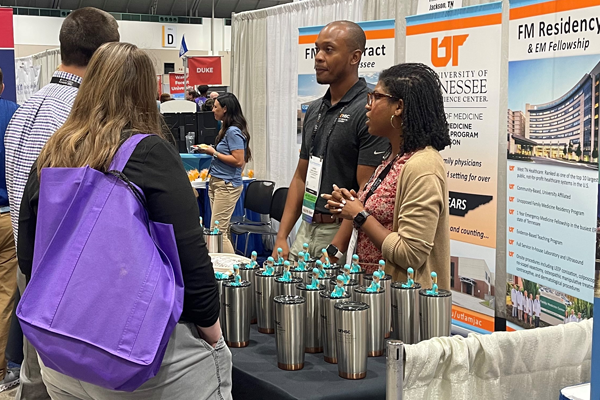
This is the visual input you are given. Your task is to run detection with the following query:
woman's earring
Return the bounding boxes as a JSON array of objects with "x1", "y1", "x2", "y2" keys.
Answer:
[{"x1": 390, "y1": 115, "x2": 400, "y2": 129}]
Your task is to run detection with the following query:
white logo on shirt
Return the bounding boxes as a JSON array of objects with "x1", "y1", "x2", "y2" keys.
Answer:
[
  {"x1": 338, "y1": 114, "x2": 351, "y2": 123},
  {"x1": 374, "y1": 151, "x2": 385, "y2": 155}
]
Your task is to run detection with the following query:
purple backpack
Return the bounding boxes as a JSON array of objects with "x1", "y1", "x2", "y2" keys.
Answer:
[{"x1": 17, "y1": 134, "x2": 184, "y2": 392}]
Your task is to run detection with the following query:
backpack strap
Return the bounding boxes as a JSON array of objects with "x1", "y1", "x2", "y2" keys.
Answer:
[{"x1": 109, "y1": 134, "x2": 152, "y2": 172}]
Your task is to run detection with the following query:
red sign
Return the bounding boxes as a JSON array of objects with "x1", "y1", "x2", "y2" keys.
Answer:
[
  {"x1": 157, "y1": 75, "x2": 162, "y2": 96},
  {"x1": 0, "y1": 8, "x2": 14, "y2": 48},
  {"x1": 168, "y1": 73, "x2": 189, "y2": 94},
  {"x1": 188, "y1": 56, "x2": 222, "y2": 85}
]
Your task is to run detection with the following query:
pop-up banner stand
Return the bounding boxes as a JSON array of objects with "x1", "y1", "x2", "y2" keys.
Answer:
[
  {"x1": 506, "y1": 0, "x2": 597, "y2": 340},
  {"x1": 406, "y1": 2, "x2": 504, "y2": 333}
]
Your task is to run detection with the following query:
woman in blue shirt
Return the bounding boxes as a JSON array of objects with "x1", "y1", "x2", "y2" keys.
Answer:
[{"x1": 199, "y1": 93, "x2": 252, "y2": 253}]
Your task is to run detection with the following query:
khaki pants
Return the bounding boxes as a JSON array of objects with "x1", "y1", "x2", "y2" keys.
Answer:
[
  {"x1": 40, "y1": 324, "x2": 232, "y2": 400},
  {"x1": 289, "y1": 220, "x2": 341, "y2": 262},
  {"x1": 208, "y1": 177, "x2": 243, "y2": 254},
  {"x1": 0, "y1": 213, "x2": 17, "y2": 380},
  {"x1": 16, "y1": 267, "x2": 51, "y2": 400}
]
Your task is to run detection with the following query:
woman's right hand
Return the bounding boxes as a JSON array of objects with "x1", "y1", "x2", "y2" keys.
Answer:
[{"x1": 197, "y1": 320, "x2": 222, "y2": 348}]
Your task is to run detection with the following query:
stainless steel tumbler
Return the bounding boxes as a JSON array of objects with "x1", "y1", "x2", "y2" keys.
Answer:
[
  {"x1": 274, "y1": 295, "x2": 306, "y2": 371},
  {"x1": 349, "y1": 270, "x2": 365, "y2": 286},
  {"x1": 319, "y1": 290, "x2": 351, "y2": 364},
  {"x1": 329, "y1": 278, "x2": 358, "y2": 298},
  {"x1": 215, "y1": 274, "x2": 233, "y2": 334},
  {"x1": 292, "y1": 269, "x2": 312, "y2": 284},
  {"x1": 334, "y1": 301, "x2": 369, "y2": 380},
  {"x1": 297, "y1": 283, "x2": 324, "y2": 353},
  {"x1": 307, "y1": 261, "x2": 338, "y2": 274},
  {"x1": 324, "y1": 263, "x2": 340, "y2": 274},
  {"x1": 365, "y1": 273, "x2": 392, "y2": 338},
  {"x1": 316, "y1": 274, "x2": 333, "y2": 287},
  {"x1": 239, "y1": 264, "x2": 258, "y2": 324},
  {"x1": 205, "y1": 231, "x2": 223, "y2": 253},
  {"x1": 353, "y1": 286, "x2": 385, "y2": 357},
  {"x1": 255, "y1": 270, "x2": 276, "y2": 334},
  {"x1": 274, "y1": 276, "x2": 302, "y2": 298},
  {"x1": 390, "y1": 281, "x2": 421, "y2": 344},
  {"x1": 273, "y1": 262, "x2": 284, "y2": 275},
  {"x1": 419, "y1": 289, "x2": 452, "y2": 340},
  {"x1": 222, "y1": 280, "x2": 251, "y2": 347}
]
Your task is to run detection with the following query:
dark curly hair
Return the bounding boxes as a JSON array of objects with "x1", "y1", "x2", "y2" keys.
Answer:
[{"x1": 379, "y1": 63, "x2": 451, "y2": 153}]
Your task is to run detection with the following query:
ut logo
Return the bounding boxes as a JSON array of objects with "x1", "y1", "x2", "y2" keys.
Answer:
[{"x1": 431, "y1": 34, "x2": 469, "y2": 67}]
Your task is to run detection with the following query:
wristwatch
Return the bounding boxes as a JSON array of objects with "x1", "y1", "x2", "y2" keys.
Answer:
[
  {"x1": 213, "y1": 151, "x2": 219, "y2": 160},
  {"x1": 353, "y1": 210, "x2": 371, "y2": 230},
  {"x1": 326, "y1": 244, "x2": 343, "y2": 259}
]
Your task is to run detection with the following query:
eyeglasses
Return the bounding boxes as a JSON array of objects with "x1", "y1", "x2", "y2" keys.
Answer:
[{"x1": 367, "y1": 91, "x2": 398, "y2": 106}]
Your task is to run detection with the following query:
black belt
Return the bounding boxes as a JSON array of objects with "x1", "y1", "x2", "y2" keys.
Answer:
[{"x1": 312, "y1": 213, "x2": 341, "y2": 224}]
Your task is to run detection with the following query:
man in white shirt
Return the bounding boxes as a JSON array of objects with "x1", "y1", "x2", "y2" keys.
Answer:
[
  {"x1": 528, "y1": 294, "x2": 534, "y2": 327},
  {"x1": 517, "y1": 289, "x2": 524, "y2": 321},
  {"x1": 523, "y1": 290, "x2": 529, "y2": 325},
  {"x1": 533, "y1": 294, "x2": 541, "y2": 327},
  {"x1": 577, "y1": 312, "x2": 583, "y2": 322},
  {"x1": 510, "y1": 285, "x2": 517, "y2": 318},
  {"x1": 569, "y1": 309, "x2": 579, "y2": 323}
]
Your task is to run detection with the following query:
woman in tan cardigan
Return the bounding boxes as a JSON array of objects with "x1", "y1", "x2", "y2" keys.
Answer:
[{"x1": 323, "y1": 63, "x2": 451, "y2": 290}]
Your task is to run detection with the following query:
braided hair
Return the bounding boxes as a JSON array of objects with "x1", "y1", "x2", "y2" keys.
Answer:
[{"x1": 379, "y1": 63, "x2": 451, "y2": 153}]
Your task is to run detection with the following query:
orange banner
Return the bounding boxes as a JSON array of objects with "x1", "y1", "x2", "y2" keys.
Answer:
[
  {"x1": 299, "y1": 28, "x2": 395, "y2": 44},
  {"x1": 407, "y1": 13, "x2": 501, "y2": 36},
  {"x1": 510, "y1": 0, "x2": 600, "y2": 20},
  {"x1": 452, "y1": 305, "x2": 495, "y2": 332}
]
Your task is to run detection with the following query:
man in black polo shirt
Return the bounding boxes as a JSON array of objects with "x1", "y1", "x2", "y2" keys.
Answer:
[{"x1": 273, "y1": 20, "x2": 388, "y2": 261}]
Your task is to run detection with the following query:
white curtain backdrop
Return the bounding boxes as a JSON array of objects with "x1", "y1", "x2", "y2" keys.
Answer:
[
  {"x1": 14, "y1": 56, "x2": 39, "y2": 105},
  {"x1": 231, "y1": 12, "x2": 268, "y2": 178},
  {"x1": 34, "y1": 49, "x2": 61, "y2": 88},
  {"x1": 14, "y1": 48, "x2": 61, "y2": 104}
]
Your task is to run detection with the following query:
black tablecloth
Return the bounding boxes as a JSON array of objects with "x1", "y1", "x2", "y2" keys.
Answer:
[{"x1": 230, "y1": 324, "x2": 387, "y2": 400}]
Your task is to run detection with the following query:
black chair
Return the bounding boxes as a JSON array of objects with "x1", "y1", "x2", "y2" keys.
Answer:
[
  {"x1": 231, "y1": 180, "x2": 275, "y2": 225},
  {"x1": 231, "y1": 187, "x2": 289, "y2": 256}
]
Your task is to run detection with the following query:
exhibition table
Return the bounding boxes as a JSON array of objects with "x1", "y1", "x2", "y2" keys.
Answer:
[
  {"x1": 230, "y1": 324, "x2": 387, "y2": 400},
  {"x1": 180, "y1": 153, "x2": 212, "y2": 172}
]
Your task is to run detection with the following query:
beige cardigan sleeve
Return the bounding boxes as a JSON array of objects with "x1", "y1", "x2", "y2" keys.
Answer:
[{"x1": 381, "y1": 171, "x2": 445, "y2": 271}]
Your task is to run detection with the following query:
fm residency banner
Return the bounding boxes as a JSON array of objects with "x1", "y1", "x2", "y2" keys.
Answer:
[
  {"x1": 507, "y1": 0, "x2": 597, "y2": 333},
  {"x1": 0, "y1": 8, "x2": 17, "y2": 103},
  {"x1": 406, "y1": 3, "x2": 503, "y2": 333},
  {"x1": 297, "y1": 19, "x2": 395, "y2": 143}
]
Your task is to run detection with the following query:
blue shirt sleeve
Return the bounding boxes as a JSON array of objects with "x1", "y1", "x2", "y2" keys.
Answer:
[{"x1": 225, "y1": 127, "x2": 246, "y2": 152}]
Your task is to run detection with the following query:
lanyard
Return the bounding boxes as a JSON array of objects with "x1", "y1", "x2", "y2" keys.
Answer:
[
  {"x1": 50, "y1": 76, "x2": 81, "y2": 88},
  {"x1": 362, "y1": 148, "x2": 399, "y2": 204},
  {"x1": 309, "y1": 101, "x2": 347, "y2": 159}
]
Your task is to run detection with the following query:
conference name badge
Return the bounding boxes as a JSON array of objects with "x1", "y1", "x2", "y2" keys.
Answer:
[{"x1": 302, "y1": 156, "x2": 323, "y2": 223}]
